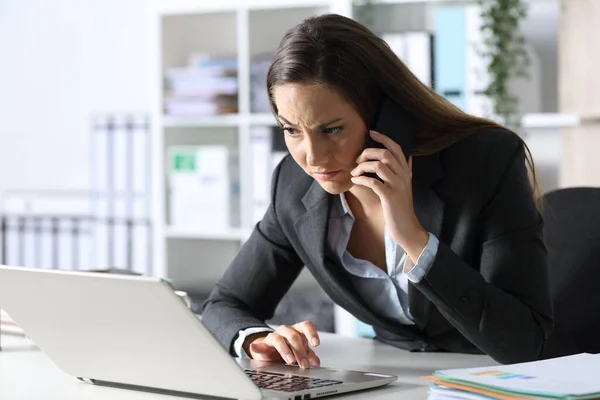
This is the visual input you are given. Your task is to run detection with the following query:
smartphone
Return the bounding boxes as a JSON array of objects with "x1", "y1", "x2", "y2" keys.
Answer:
[{"x1": 361, "y1": 95, "x2": 417, "y2": 181}]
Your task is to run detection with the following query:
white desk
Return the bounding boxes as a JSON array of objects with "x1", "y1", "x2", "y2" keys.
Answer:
[{"x1": 0, "y1": 332, "x2": 496, "y2": 399}]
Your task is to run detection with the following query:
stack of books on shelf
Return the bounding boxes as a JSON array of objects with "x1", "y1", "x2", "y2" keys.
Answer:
[
  {"x1": 250, "y1": 53, "x2": 273, "y2": 113},
  {"x1": 424, "y1": 353, "x2": 600, "y2": 400},
  {"x1": 250, "y1": 126, "x2": 287, "y2": 224},
  {"x1": 164, "y1": 53, "x2": 238, "y2": 117}
]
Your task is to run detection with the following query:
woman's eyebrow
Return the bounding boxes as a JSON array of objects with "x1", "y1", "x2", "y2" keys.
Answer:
[
  {"x1": 277, "y1": 115, "x2": 343, "y2": 129},
  {"x1": 316, "y1": 118, "x2": 343, "y2": 129},
  {"x1": 277, "y1": 115, "x2": 294, "y2": 126}
]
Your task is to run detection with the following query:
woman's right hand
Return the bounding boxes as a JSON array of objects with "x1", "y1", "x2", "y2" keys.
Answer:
[{"x1": 243, "y1": 321, "x2": 321, "y2": 369}]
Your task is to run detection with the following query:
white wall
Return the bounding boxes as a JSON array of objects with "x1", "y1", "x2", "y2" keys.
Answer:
[{"x1": 0, "y1": 0, "x2": 149, "y2": 199}]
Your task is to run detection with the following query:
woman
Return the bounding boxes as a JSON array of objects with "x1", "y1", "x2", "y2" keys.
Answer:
[{"x1": 202, "y1": 13, "x2": 553, "y2": 367}]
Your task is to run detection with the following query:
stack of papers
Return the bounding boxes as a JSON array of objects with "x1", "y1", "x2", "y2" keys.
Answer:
[
  {"x1": 424, "y1": 353, "x2": 600, "y2": 399},
  {"x1": 0, "y1": 309, "x2": 26, "y2": 336}
]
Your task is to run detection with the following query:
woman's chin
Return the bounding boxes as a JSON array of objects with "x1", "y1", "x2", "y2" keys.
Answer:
[{"x1": 316, "y1": 179, "x2": 353, "y2": 195}]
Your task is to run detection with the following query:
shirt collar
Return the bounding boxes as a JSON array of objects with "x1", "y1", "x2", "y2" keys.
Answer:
[{"x1": 339, "y1": 192, "x2": 354, "y2": 218}]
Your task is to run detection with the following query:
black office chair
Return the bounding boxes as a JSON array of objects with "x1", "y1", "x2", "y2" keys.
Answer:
[{"x1": 540, "y1": 187, "x2": 600, "y2": 358}]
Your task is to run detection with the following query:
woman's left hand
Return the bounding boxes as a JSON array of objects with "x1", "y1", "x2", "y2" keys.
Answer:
[{"x1": 350, "y1": 130, "x2": 429, "y2": 263}]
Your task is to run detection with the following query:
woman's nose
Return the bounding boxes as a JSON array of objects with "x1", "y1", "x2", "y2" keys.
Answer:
[{"x1": 305, "y1": 136, "x2": 328, "y2": 166}]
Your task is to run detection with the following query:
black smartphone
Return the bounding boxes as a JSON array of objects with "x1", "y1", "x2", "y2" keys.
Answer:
[{"x1": 361, "y1": 95, "x2": 417, "y2": 181}]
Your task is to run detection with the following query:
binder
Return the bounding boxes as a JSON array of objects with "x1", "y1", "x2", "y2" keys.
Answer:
[
  {"x1": 113, "y1": 114, "x2": 129, "y2": 196},
  {"x1": 0, "y1": 113, "x2": 152, "y2": 275},
  {"x1": 382, "y1": 31, "x2": 433, "y2": 88},
  {"x1": 56, "y1": 219, "x2": 73, "y2": 270},
  {"x1": 92, "y1": 115, "x2": 110, "y2": 195},
  {"x1": 250, "y1": 126, "x2": 272, "y2": 224},
  {"x1": 91, "y1": 114, "x2": 152, "y2": 274},
  {"x1": 74, "y1": 217, "x2": 93, "y2": 270},
  {"x1": 168, "y1": 145, "x2": 238, "y2": 230},
  {"x1": 250, "y1": 126, "x2": 289, "y2": 225},
  {"x1": 434, "y1": 4, "x2": 495, "y2": 118},
  {"x1": 129, "y1": 114, "x2": 152, "y2": 275},
  {"x1": 0, "y1": 193, "x2": 93, "y2": 271},
  {"x1": 4, "y1": 216, "x2": 21, "y2": 267},
  {"x1": 405, "y1": 32, "x2": 433, "y2": 88},
  {"x1": 132, "y1": 220, "x2": 151, "y2": 276},
  {"x1": 434, "y1": 5, "x2": 467, "y2": 111}
]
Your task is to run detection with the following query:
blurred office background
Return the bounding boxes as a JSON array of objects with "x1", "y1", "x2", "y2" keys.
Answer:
[{"x1": 0, "y1": 0, "x2": 598, "y2": 334}]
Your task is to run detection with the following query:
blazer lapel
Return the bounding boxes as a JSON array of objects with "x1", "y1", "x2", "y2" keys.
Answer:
[
  {"x1": 294, "y1": 154, "x2": 445, "y2": 267},
  {"x1": 408, "y1": 153, "x2": 445, "y2": 330},
  {"x1": 294, "y1": 180, "x2": 428, "y2": 340},
  {"x1": 295, "y1": 180, "x2": 331, "y2": 271},
  {"x1": 294, "y1": 181, "x2": 393, "y2": 334},
  {"x1": 294, "y1": 153, "x2": 446, "y2": 337}
]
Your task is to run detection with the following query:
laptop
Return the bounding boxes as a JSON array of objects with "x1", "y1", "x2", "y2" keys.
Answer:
[{"x1": 0, "y1": 265, "x2": 397, "y2": 399}]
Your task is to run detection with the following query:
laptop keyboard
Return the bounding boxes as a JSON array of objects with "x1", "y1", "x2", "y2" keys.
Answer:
[{"x1": 244, "y1": 369, "x2": 343, "y2": 392}]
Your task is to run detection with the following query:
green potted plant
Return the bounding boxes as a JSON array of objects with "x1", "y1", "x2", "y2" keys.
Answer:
[
  {"x1": 353, "y1": 0, "x2": 375, "y2": 32},
  {"x1": 353, "y1": 0, "x2": 530, "y2": 129},
  {"x1": 477, "y1": 0, "x2": 530, "y2": 129}
]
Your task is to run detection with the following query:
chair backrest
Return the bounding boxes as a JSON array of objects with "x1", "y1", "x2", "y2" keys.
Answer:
[{"x1": 542, "y1": 187, "x2": 600, "y2": 356}]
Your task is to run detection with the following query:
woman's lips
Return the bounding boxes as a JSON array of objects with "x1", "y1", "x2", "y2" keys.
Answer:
[{"x1": 313, "y1": 170, "x2": 341, "y2": 181}]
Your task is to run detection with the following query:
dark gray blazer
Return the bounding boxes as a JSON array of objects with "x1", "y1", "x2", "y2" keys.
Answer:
[{"x1": 202, "y1": 128, "x2": 554, "y2": 365}]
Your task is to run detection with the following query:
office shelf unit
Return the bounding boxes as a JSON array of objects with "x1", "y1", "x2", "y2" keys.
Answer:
[
  {"x1": 146, "y1": 0, "x2": 354, "y2": 291},
  {"x1": 146, "y1": 0, "x2": 566, "y2": 291}
]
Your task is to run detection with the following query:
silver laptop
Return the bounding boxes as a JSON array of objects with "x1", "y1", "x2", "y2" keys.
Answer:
[{"x1": 0, "y1": 265, "x2": 397, "y2": 399}]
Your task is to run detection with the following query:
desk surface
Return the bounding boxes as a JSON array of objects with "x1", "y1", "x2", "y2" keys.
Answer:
[{"x1": 0, "y1": 332, "x2": 496, "y2": 399}]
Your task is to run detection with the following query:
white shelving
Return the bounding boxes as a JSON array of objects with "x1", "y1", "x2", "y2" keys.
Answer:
[
  {"x1": 521, "y1": 113, "x2": 579, "y2": 129},
  {"x1": 147, "y1": 0, "x2": 344, "y2": 287},
  {"x1": 249, "y1": 113, "x2": 279, "y2": 125},
  {"x1": 163, "y1": 113, "x2": 277, "y2": 128},
  {"x1": 162, "y1": 112, "x2": 575, "y2": 130},
  {"x1": 163, "y1": 115, "x2": 244, "y2": 128},
  {"x1": 165, "y1": 226, "x2": 249, "y2": 241},
  {"x1": 146, "y1": 0, "x2": 564, "y2": 289}
]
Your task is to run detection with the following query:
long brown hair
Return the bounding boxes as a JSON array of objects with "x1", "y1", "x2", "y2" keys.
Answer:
[{"x1": 266, "y1": 13, "x2": 540, "y2": 206}]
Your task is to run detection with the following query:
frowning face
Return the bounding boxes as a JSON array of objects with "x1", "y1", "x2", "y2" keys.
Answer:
[{"x1": 272, "y1": 83, "x2": 368, "y2": 194}]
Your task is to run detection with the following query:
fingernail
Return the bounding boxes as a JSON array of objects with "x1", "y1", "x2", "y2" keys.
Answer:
[
  {"x1": 309, "y1": 356, "x2": 320, "y2": 367},
  {"x1": 285, "y1": 354, "x2": 295, "y2": 364},
  {"x1": 370, "y1": 130, "x2": 380, "y2": 135},
  {"x1": 311, "y1": 338, "x2": 319, "y2": 347},
  {"x1": 301, "y1": 358, "x2": 310, "y2": 369}
]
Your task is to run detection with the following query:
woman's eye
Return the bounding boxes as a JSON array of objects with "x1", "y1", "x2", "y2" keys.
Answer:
[
  {"x1": 282, "y1": 126, "x2": 298, "y2": 135},
  {"x1": 324, "y1": 126, "x2": 343, "y2": 135}
]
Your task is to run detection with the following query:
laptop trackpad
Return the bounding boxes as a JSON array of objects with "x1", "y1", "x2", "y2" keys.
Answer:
[{"x1": 235, "y1": 358, "x2": 391, "y2": 384}]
